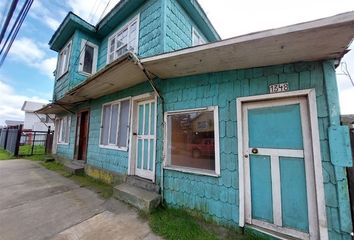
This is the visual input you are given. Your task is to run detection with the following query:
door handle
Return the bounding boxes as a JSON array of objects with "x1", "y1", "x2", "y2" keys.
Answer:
[{"x1": 251, "y1": 148, "x2": 258, "y2": 154}]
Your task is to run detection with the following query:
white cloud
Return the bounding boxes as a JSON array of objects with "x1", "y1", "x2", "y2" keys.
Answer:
[
  {"x1": 67, "y1": 0, "x2": 120, "y2": 24},
  {"x1": 0, "y1": 80, "x2": 49, "y2": 125},
  {"x1": 198, "y1": 0, "x2": 354, "y2": 39},
  {"x1": 30, "y1": 0, "x2": 61, "y2": 31},
  {"x1": 8, "y1": 37, "x2": 56, "y2": 78},
  {"x1": 198, "y1": 0, "x2": 354, "y2": 114}
]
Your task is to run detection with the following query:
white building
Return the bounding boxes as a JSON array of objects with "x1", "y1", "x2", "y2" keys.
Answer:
[{"x1": 21, "y1": 101, "x2": 55, "y2": 131}]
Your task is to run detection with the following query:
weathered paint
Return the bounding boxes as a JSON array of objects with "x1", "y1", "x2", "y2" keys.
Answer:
[
  {"x1": 55, "y1": 61, "x2": 352, "y2": 239},
  {"x1": 323, "y1": 60, "x2": 353, "y2": 238},
  {"x1": 85, "y1": 164, "x2": 126, "y2": 184}
]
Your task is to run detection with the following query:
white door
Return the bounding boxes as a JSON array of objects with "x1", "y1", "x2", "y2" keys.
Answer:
[
  {"x1": 242, "y1": 97, "x2": 319, "y2": 239},
  {"x1": 134, "y1": 99, "x2": 156, "y2": 180}
]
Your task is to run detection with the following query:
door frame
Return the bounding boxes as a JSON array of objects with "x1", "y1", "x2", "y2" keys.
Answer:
[
  {"x1": 74, "y1": 109, "x2": 90, "y2": 161},
  {"x1": 128, "y1": 92, "x2": 157, "y2": 182},
  {"x1": 236, "y1": 89, "x2": 328, "y2": 240}
]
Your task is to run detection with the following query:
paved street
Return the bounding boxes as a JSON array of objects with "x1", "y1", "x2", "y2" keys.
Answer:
[{"x1": 0, "y1": 160, "x2": 160, "y2": 240}]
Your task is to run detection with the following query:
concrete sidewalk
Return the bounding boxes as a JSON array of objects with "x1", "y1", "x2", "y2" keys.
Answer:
[{"x1": 0, "y1": 160, "x2": 161, "y2": 240}]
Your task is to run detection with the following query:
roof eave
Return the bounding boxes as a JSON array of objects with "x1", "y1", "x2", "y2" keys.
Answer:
[{"x1": 49, "y1": 12, "x2": 96, "y2": 52}]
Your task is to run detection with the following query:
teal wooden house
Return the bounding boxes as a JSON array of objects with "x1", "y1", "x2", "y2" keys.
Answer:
[{"x1": 38, "y1": 0, "x2": 354, "y2": 239}]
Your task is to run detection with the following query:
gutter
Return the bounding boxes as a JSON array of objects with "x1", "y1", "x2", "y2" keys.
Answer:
[{"x1": 129, "y1": 52, "x2": 166, "y2": 201}]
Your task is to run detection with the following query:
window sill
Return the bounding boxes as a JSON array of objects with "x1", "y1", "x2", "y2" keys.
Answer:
[
  {"x1": 99, "y1": 145, "x2": 128, "y2": 152},
  {"x1": 57, "y1": 142, "x2": 69, "y2": 145},
  {"x1": 163, "y1": 165, "x2": 220, "y2": 177},
  {"x1": 56, "y1": 71, "x2": 69, "y2": 81},
  {"x1": 78, "y1": 71, "x2": 94, "y2": 77}
]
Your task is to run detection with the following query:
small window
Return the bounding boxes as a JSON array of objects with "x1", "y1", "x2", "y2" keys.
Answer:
[
  {"x1": 165, "y1": 107, "x2": 220, "y2": 175},
  {"x1": 58, "y1": 116, "x2": 71, "y2": 144},
  {"x1": 100, "y1": 99, "x2": 131, "y2": 150},
  {"x1": 79, "y1": 40, "x2": 98, "y2": 75},
  {"x1": 57, "y1": 41, "x2": 72, "y2": 78},
  {"x1": 192, "y1": 28, "x2": 206, "y2": 46},
  {"x1": 107, "y1": 16, "x2": 139, "y2": 64}
]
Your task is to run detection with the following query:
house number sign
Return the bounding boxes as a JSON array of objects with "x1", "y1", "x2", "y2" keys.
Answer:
[{"x1": 269, "y1": 83, "x2": 289, "y2": 93}]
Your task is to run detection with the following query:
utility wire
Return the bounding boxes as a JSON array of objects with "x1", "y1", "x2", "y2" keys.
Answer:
[
  {"x1": 72, "y1": 0, "x2": 113, "y2": 70},
  {"x1": 97, "y1": 0, "x2": 113, "y2": 23},
  {"x1": 0, "y1": 1, "x2": 12, "y2": 32},
  {"x1": 0, "y1": 0, "x2": 29, "y2": 57},
  {"x1": 337, "y1": 62, "x2": 354, "y2": 87},
  {"x1": 0, "y1": 0, "x2": 33, "y2": 67},
  {"x1": 0, "y1": 0, "x2": 19, "y2": 46}
]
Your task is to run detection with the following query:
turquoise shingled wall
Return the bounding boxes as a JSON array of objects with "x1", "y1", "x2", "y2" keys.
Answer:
[
  {"x1": 53, "y1": 0, "x2": 213, "y2": 100},
  {"x1": 156, "y1": 62, "x2": 351, "y2": 239},
  {"x1": 164, "y1": 0, "x2": 207, "y2": 52},
  {"x1": 56, "y1": 61, "x2": 352, "y2": 239}
]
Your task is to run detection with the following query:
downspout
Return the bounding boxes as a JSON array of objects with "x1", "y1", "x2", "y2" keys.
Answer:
[{"x1": 129, "y1": 52, "x2": 166, "y2": 202}]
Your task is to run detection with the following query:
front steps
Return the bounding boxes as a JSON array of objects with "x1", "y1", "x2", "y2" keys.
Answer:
[
  {"x1": 64, "y1": 160, "x2": 85, "y2": 175},
  {"x1": 113, "y1": 176, "x2": 161, "y2": 212}
]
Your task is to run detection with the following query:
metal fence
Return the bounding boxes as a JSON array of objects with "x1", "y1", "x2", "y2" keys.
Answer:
[{"x1": 0, "y1": 125, "x2": 54, "y2": 156}]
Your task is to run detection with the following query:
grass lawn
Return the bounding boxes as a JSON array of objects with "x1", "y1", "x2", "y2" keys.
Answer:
[
  {"x1": 0, "y1": 149, "x2": 14, "y2": 160},
  {"x1": 19, "y1": 144, "x2": 45, "y2": 155},
  {"x1": 148, "y1": 208, "x2": 272, "y2": 240}
]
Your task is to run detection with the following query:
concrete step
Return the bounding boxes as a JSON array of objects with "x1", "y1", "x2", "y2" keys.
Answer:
[
  {"x1": 126, "y1": 176, "x2": 160, "y2": 193},
  {"x1": 44, "y1": 156, "x2": 55, "y2": 163},
  {"x1": 72, "y1": 160, "x2": 85, "y2": 167},
  {"x1": 113, "y1": 183, "x2": 161, "y2": 213},
  {"x1": 64, "y1": 162, "x2": 85, "y2": 175}
]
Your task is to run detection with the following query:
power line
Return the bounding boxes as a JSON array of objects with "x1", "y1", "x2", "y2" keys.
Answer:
[
  {"x1": 0, "y1": 0, "x2": 19, "y2": 46},
  {"x1": 0, "y1": 1, "x2": 12, "y2": 31},
  {"x1": 0, "y1": 0, "x2": 33, "y2": 67},
  {"x1": 0, "y1": 0, "x2": 29, "y2": 57},
  {"x1": 97, "y1": 0, "x2": 113, "y2": 23}
]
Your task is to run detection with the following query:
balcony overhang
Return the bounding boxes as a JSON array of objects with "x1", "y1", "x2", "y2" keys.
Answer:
[
  {"x1": 142, "y1": 11, "x2": 354, "y2": 79},
  {"x1": 37, "y1": 11, "x2": 354, "y2": 115}
]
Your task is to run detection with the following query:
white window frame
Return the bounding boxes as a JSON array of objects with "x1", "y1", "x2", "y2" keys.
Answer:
[
  {"x1": 192, "y1": 27, "x2": 206, "y2": 46},
  {"x1": 57, "y1": 115, "x2": 71, "y2": 145},
  {"x1": 163, "y1": 106, "x2": 220, "y2": 177},
  {"x1": 78, "y1": 40, "x2": 98, "y2": 75},
  {"x1": 106, "y1": 15, "x2": 140, "y2": 64},
  {"x1": 99, "y1": 97, "x2": 132, "y2": 151},
  {"x1": 56, "y1": 40, "x2": 72, "y2": 79}
]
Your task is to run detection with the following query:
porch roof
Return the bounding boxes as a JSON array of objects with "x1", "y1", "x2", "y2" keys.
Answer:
[{"x1": 37, "y1": 11, "x2": 354, "y2": 115}]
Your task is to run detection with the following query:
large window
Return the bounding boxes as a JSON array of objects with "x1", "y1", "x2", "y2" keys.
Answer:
[
  {"x1": 100, "y1": 99, "x2": 131, "y2": 150},
  {"x1": 107, "y1": 16, "x2": 139, "y2": 64},
  {"x1": 79, "y1": 40, "x2": 98, "y2": 75},
  {"x1": 165, "y1": 107, "x2": 220, "y2": 175},
  {"x1": 192, "y1": 28, "x2": 206, "y2": 46},
  {"x1": 57, "y1": 41, "x2": 72, "y2": 78},
  {"x1": 58, "y1": 116, "x2": 71, "y2": 144}
]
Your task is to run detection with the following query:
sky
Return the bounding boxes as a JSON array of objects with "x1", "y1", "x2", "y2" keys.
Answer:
[{"x1": 0, "y1": 0, "x2": 353, "y2": 125}]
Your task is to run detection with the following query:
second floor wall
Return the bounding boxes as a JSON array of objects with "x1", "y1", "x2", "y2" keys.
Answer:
[{"x1": 52, "y1": 0, "x2": 218, "y2": 101}]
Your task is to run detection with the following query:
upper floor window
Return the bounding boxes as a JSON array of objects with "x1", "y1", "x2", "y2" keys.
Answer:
[
  {"x1": 107, "y1": 16, "x2": 139, "y2": 64},
  {"x1": 57, "y1": 41, "x2": 72, "y2": 78},
  {"x1": 192, "y1": 28, "x2": 206, "y2": 46},
  {"x1": 79, "y1": 40, "x2": 98, "y2": 75},
  {"x1": 100, "y1": 98, "x2": 131, "y2": 150}
]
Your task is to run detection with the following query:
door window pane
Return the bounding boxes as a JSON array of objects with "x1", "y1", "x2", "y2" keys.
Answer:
[{"x1": 167, "y1": 110, "x2": 216, "y2": 171}]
